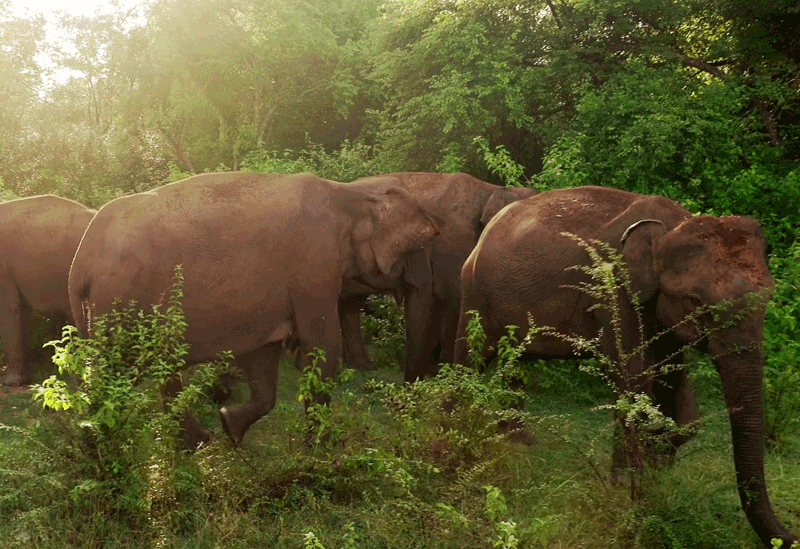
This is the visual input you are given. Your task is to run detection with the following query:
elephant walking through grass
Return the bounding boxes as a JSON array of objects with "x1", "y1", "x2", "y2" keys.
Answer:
[
  {"x1": 454, "y1": 186, "x2": 796, "y2": 547},
  {"x1": 68, "y1": 172, "x2": 438, "y2": 447}
]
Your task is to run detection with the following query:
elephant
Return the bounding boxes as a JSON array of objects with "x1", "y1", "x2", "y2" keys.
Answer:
[
  {"x1": 453, "y1": 186, "x2": 796, "y2": 548},
  {"x1": 338, "y1": 172, "x2": 537, "y2": 381},
  {"x1": 68, "y1": 172, "x2": 438, "y2": 447},
  {"x1": 0, "y1": 195, "x2": 95, "y2": 386}
]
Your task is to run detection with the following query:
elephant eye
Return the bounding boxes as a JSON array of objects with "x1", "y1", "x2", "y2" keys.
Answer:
[{"x1": 686, "y1": 295, "x2": 703, "y2": 309}]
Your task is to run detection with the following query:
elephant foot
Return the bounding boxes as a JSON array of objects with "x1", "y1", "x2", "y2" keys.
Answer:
[
  {"x1": 219, "y1": 407, "x2": 243, "y2": 446},
  {"x1": 208, "y1": 370, "x2": 242, "y2": 405},
  {"x1": 1, "y1": 369, "x2": 29, "y2": 387},
  {"x1": 180, "y1": 414, "x2": 212, "y2": 451},
  {"x1": 181, "y1": 424, "x2": 211, "y2": 451}
]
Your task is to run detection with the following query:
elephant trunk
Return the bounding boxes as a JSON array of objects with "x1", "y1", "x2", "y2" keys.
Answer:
[{"x1": 713, "y1": 347, "x2": 795, "y2": 547}]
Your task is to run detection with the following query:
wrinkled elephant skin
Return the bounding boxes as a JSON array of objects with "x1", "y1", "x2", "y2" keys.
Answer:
[
  {"x1": 454, "y1": 186, "x2": 795, "y2": 548},
  {"x1": 1, "y1": 196, "x2": 95, "y2": 386},
  {"x1": 68, "y1": 172, "x2": 438, "y2": 447},
  {"x1": 340, "y1": 172, "x2": 537, "y2": 381}
]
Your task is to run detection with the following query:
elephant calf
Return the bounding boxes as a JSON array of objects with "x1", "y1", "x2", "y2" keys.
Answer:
[
  {"x1": 454, "y1": 186, "x2": 796, "y2": 548},
  {"x1": 68, "y1": 172, "x2": 438, "y2": 447},
  {"x1": 0, "y1": 195, "x2": 95, "y2": 386}
]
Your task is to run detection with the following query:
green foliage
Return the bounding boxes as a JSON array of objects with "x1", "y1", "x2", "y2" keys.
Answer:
[
  {"x1": 366, "y1": 327, "x2": 533, "y2": 475},
  {"x1": 0, "y1": 178, "x2": 18, "y2": 201},
  {"x1": 763, "y1": 237, "x2": 800, "y2": 444},
  {"x1": 474, "y1": 137, "x2": 527, "y2": 188},
  {"x1": 484, "y1": 485, "x2": 520, "y2": 549},
  {"x1": 29, "y1": 266, "x2": 230, "y2": 527},
  {"x1": 360, "y1": 294, "x2": 406, "y2": 370},
  {"x1": 536, "y1": 61, "x2": 800, "y2": 252},
  {"x1": 365, "y1": 0, "x2": 563, "y2": 174},
  {"x1": 538, "y1": 63, "x2": 747, "y2": 197},
  {"x1": 1, "y1": 319, "x2": 798, "y2": 548},
  {"x1": 239, "y1": 149, "x2": 317, "y2": 176},
  {"x1": 241, "y1": 140, "x2": 381, "y2": 182},
  {"x1": 297, "y1": 349, "x2": 356, "y2": 447}
]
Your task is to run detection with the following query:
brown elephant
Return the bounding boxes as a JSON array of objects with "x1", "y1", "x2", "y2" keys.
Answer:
[
  {"x1": 453, "y1": 186, "x2": 796, "y2": 548},
  {"x1": 339, "y1": 172, "x2": 537, "y2": 381},
  {"x1": 1, "y1": 195, "x2": 95, "y2": 386},
  {"x1": 68, "y1": 172, "x2": 438, "y2": 447}
]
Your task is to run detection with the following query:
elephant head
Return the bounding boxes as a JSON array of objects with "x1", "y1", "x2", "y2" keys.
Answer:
[
  {"x1": 347, "y1": 185, "x2": 438, "y2": 289},
  {"x1": 622, "y1": 215, "x2": 794, "y2": 547},
  {"x1": 480, "y1": 185, "x2": 539, "y2": 227}
]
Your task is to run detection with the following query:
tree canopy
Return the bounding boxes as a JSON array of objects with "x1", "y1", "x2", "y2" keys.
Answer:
[{"x1": 1, "y1": 0, "x2": 797, "y2": 245}]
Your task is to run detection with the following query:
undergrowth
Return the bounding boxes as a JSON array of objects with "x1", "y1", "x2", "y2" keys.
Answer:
[{"x1": 0, "y1": 251, "x2": 797, "y2": 548}]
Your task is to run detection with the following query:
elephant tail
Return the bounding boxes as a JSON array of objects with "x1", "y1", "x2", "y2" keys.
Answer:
[
  {"x1": 68, "y1": 270, "x2": 93, "y2": 339},
  {"x1": 81, "y1": 296, "x2": 94, "y2": 338}
]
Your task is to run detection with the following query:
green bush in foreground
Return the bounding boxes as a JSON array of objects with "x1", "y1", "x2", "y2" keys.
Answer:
[{"x1": 28, "y1": 266, "x2": 230, "y2": 536}]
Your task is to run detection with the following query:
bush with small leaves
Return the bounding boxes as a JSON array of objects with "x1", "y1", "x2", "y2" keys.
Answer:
[{"x1": 30, "y1": 266, "x2": 230, "y2": 528}]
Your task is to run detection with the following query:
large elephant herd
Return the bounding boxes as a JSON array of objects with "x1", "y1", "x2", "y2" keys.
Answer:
[{"x1": 0, "y1": 172, "x2": 795, "y2": 546}]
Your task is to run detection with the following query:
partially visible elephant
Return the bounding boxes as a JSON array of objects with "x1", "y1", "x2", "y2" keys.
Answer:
[
  {"x1": 339, "y1": 172, "x2": 537, "y2": 381},
  {"x1": 454, "y1": 186, "x2": 796, "y2": 548},
  {"x1": 68, "y1": 172, "x2": 438, "y2": 447},
  {"x1": 1, "y1": 195, "x2": 95, "y2": 386}
]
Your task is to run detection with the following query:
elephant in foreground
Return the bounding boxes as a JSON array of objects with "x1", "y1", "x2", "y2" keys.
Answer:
[
  {"x1": 1, "y1": 195, "x2": 95, "y2": 386},
  {"x1": 68, "y1": 172, "x2": 438, "y2": 447},
  {"x1": 339, "y1": 172, "x2": 537, "y2": 381},
  {"x1": 453, "y1": 186, "x2": 795, "y2": 547}
]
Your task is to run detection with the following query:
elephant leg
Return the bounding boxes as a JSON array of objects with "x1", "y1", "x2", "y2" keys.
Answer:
[
  {"x1": 295, "y1": 306, "x2": 341, "y2": 408},
  {"x1": 48, "y1": 311, "x2": 69, "y2": 341},
  {"x1": 651, "y1": 366, "x2": 700, "y2": 458},
  {"x1": 497, "y1": 377, "x2": 536, "y2": 446},
  {"x1": 219, "y1": 344, "x2": 281, "y2": 446},
  {"x1": 339, "y1": 295, "x2": 376, "y2": 371},
  {"x1": 163, "y1": 375, "x2": 212, "y2": 450},
  {"x1": 208, "y1": 358, "x2": 242, "y2": 405},
  {"x1": 403, "y1": 289, "x2": 441, "y2": 382},
  {"x1": 290, "y1": 301, "x2": 341, "y2": 444},
  {"x1": 0, "y1": 282, "x2": 30, "y2": 386},
  {"x1": 437, "y1": 294, "x2": 461, "y2": 366}
]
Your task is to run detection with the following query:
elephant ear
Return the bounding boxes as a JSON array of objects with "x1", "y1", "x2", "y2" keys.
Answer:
[
  {"x1": 370, "y1": 186, "x2": 438, "y2": 276},
  {"x1": 480, "y1": 186, "x2": 536, "y2": 227},
  {"x1": 620, "y1": 219, "x2": 668, "y2": 303}
]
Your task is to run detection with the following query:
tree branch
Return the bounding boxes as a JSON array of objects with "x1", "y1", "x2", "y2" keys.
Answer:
[{"x1": 679, "y1": 54, "x2": 728, "y2": 80}]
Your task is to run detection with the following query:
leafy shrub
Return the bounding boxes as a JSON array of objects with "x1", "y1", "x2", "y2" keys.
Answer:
[
  {"x1": 240, "y1": 149, "x2": 318, "y2": 175},
  {"x1": 366, "y1": 314, "x2": 533, "y2": 475},
  {"x1": 241, "y1": 140, "x2": 381, "y2": 182},
  {"x1": 474, "y1": 137, "x2": 528, "y2": 188},
  {"x1": 763, "y1": 236, "x2": 800, "y2": 445},
  {"x1": 0, "y1": 178, "x2": 19, "y2": 201},
  {"x1": 360, "y1": 294, "x2": 405, "y2": 370},
  {"x1": 29, "y1": 267, "x2": 230, "y2": 532}
]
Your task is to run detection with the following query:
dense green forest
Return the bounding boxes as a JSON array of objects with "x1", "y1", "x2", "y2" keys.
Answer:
[
  {"x1": 2, "y1": 0, "x2": 799, "y2": 231},
  {"x1": 1, "y1": 0, "x2": 799, "y2": 547}
]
